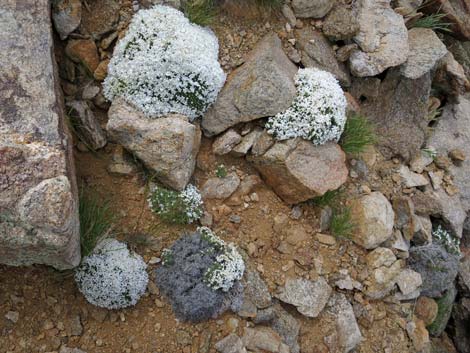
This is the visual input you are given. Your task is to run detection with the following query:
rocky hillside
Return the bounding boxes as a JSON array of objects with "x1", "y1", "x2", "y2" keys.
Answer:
[{"x1": 1, "y1": 1, "x2": 469, "y2": 353}]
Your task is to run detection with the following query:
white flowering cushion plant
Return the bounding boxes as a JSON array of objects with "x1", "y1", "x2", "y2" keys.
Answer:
[
  {"x1": 74, "y1": 239, "x2": 148, "y2": 309},
  {"x1": 103, "y1": 5, "x2": 226, "y2": 120},
  {"x1": 266, "y1": 68, "x2": 347, "y2": 145},
  {"x1": 148, "y1": 184, "x2": 203, "y2": 224}
]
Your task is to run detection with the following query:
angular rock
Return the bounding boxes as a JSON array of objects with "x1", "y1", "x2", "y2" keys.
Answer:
[
  {"x1": 79, "y1": 0, "x2": 120, "y2": 39},
  {"x1": 416, "y1": 296, "x2": 439, "y2": 326},
  {"x1": 350, "y1": 0, "x2": 409, "y2": 77},
  {"x1": 295, "y1": 28, "x2": 350, "y2": 86},
  {"x1": 107, "y1": 99, "x2": 200, "y2": 191},
  {"x1": 399, "y1": 165, "x2": 429, "y2": 188},
  {"x1": 66, "y1": 100, "x2": 106, "y2": 150},
  {"x1": 249, "y1": 140, "x2": 348, "y2": 204},
  {"x1": 366, "y1": 247, "x2": 397, "y2": 269},
  {"x1": 252, "y1": 130, "x2": 275, "y2": 157},
  {"x1": 0, "y1": 0, "x2": 80, "y2": 269},
  {"x1": 353, "y1": 68, "x2": 431, "y2": 161},
  {"x1": 406, "y1": 317, "x2": 430, "y2": 353},
  {"x1": 242, "y1": 327, "x2": 289, "y2": 353},
  {"x1": 393, "y1": 197, "x2": 416, "y2": 240},
  {"x1": 349, "y1": 192, "x2": 395, "y2": 249},
  {"x1": 428, "y1": 285, "x2": 457, "y2": 337},
  {"x1": 52, "y1": 0, "x2": 82, "y2": 40},
  {"x1": 215, "y1": 334, "x2": 247, "y2": 353},
  {"x1": 212, "y1": 129, "x2": 242, "y2": 155},
  {"x1": 327, "y1": 294, "x2": 363, "y2": 353},
  {"x1": 106, "y1": 145, "x2": 137, "y2": 176},
  {"x1": 395, "y1": 269, "x2": 422, "y2": 296},
  {"x1": 202, "y1": 33, "x2": 297, "y2": 136},
  {"x1": 428, "y1": 98, "x2": 470, "y2": 212},
  {"x1": 322, "y1": 5, "x2": 359, "y2": 41},
  {"x1": 401, "y1": 28, "x2": 448, "y2": 79},
  {"x1": 201, "y1": 173, "x2": 240, "y2": 200},
  {"x1": 365, "y1": 260, "x2": 403, "y2": 299},
  {"x1": 291, "y1": 0, "x2": 334, "y2": 18},
  {"x1": 65, "y1": 39, "x2": 100, "y2": 74},
  {"x1": 422, "y1": 0, "x2": 470, "y2": 40},
  {"x1": 408, "y1": 243, "x2": 459, "y2": 298},
  {"x1": 232, "y1": 128, "x2": 263, "y2": 157},
  {"x1": 241, "y1": 269, "x2": 272, "y2": 309},
  {"x1": 275, "y1": 277, "x2": 332, "y2": 318},
  {"x1": 281, "y1": 4, "x2": 297, "y2": 27},
  {"x1": 433, "y1": 188, "x2": 466, "y2": 238},
  {"x1": 413, "y1": 214, "x2": 433, "y2": 245}
]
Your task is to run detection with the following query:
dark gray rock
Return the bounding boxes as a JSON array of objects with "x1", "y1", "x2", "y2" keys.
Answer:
[
  {"x1": 452, "y1": 297, "x2": 470, "y2": 353},
  {"x1": 155, "y1": 232, "x2": 243, "y2": 322},
  {"x1": 352, "y1": 68, "x2": 431, "y2": 161},
  {"x1": 458, "y1": 253, "x2": 470, "y2": 297},
  {"x1": 408, "y1": 244, "x2": 459, "y2": 298},
  {"x1": 66, "y1": 100, "x2": 107, "y2": 150},
  {"x1": 240, "y1": 269, "x2": 272, "y2": 309}
]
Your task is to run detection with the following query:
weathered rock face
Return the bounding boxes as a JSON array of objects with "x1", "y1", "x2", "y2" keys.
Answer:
[
  {"x1": 401, "y1": 28, "x2": 448, "y2": 79},
  {"x1": 201, "y1": 33, "x2": 297, "y2": 136},
  {"x1": 352, "y1": 68, "x2": 431, "y2": 161},
  {"x1": 52, "y1": 0, "x2": 82, "y2": 40},
  {"x1": 0, "y1": 0, "x2": 80, "y2": 269},
  {"x1": 322, "y1": 5, "x2": 359, "y2": 41},
  {"x1": 350, "y1": 0, "x2": 409, "y2": 77},
  {"x1": 248, "y1": 139, "x2": 348, "y2": 204},
  {"x1": 295, "y1": 28, "x2": 351, "y2": 86},
  {"x1": 349, "y1": 192, "x2": 395, "y2": 249},
  {"x1": 107, "y1": 99, "x2": 201, "y2": 191},
  {"x1": 428, "y1": 98, "x2": 470, "y2": 212},
  {"x1": 291, "y1": 0, "x2": 334, "y2": 18},
  {"x1": 422, "y1": 0, "x2": 470, "y2": 40}
]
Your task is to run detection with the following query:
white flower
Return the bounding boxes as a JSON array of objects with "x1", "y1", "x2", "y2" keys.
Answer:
[
  {"x1": 103, "y1": 5, "x2": 226, "y2": 120},
  {"x1": 74, "y1": 239, "x2": 148, "y2": 309},
  {"x1": 432, "y1": 225, "x2": 461, "y2": 256},
  {"x1": 266, "y1": 68, "x2": 347, "y2": 145},
  {"x1": 199, "y1": 227, "x2": 245, "y2": 292}
]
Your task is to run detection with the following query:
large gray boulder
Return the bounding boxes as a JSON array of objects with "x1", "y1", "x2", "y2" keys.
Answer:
[
  {"x1": 401, "y1": 28, "x2": 448, "y2": 79},
  {"x1": 0, "y1": 0, "x2": 80, "y2": 269},
  {"x1": 428, "y1": 98, "x2": 470, "y2": 212},
  {"x1": 201, "y1": 33, "x2": 297, "y2": 136},
  {"x1": 248, "y1": 139, "x2": 348, "y2": 204},
  {"x1": 107, "y1": 99, "x2": 201, "y2": 191},
  {"x1": 350, "y1": 0, "x2": 409, "y2": 77},
  {"x1": 351, "y1": 68, "x2": 431, "y2": 161}
]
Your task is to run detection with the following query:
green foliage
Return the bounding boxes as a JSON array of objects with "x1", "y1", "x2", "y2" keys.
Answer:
[
  {"x1": 215, "y1": 164, "x2": 228, "y2": 178},
  {"x1": 340, "y1": 114, "x2": 377, "y2": 155},
  {"x1": 183, "y1": 0, "x2": 216, "y2": 26},
  {"x1": 412, "y1": 13, "x2": 452, "y2": 32},
  {"x1": 329, "y1": 207, "x2": 356, "y2": 239},
  {"x1": 79, "y1": 193, "x2": 114, "y2": 258},
  {"x1": 161, "y1": 248, "x2": 175, "y2": 266},
  {"x1": 310, "y1": 189, "x2": 342, "y2": 208}
]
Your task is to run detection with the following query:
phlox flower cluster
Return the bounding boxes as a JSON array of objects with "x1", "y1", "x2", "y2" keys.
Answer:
[{"x1": 432, "y1": 224, "x2": 461, "y2": 256}]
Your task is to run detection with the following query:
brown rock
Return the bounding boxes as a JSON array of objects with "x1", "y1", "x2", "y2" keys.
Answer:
[
  {"x1": 94, "y1": 59, "x2": 109, "y2": 81},
  {"x1": 415, "y1": 297, "x2": 438, "y2": 326},
  {"x1": 66, "y1": 39, "x2": 100, "y2": 73},
  {"x1": 249, "y1": 140, "x2": 348, "y2": 204}
]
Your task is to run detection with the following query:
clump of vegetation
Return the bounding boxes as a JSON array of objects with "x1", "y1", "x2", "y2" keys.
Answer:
[
  {"x1": 78, "y1": 193, "x2": 114, "y2": 258},
  {"x1": 74, "y1": 239, "x2": 148, "y2": 309},
  {"x1": 310, "y1": 189, "x2": 342, "y2": 208},
  {"x1": 432, "y1": 224, "x2": 461, "y2": 256},
  {"x1": 266, "y1": 68, "x2": 347, "y2": 146},
  {"x1": 339, "y1": 114, "x2": 377, "y2": 155},
  {"x1": 215, "y1": 164, "x2": 227, "y2": 178},
  {"x1": 329, "y1": 206, "x2": 356, "y2": 239},
  {"x1": 161, "y1": 248, "x2": 175, "y2": 266},
  {"x1": 103, "y1": 5, "x2": 225, "y2": 120},
  {"x1": 182, "y1": 0, "x2": 216, "y2": 26},
  {"x1": 412, "y1": 13, "x2": 452, "y2": 32},
  {"x1": 147, "y1": 184, "x2": 203, "y2": 224}
]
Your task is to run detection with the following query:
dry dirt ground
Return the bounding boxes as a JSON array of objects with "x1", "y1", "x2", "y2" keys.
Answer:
[{"x1": 0, "y1": 3, "x2": 418, "y2": 353}]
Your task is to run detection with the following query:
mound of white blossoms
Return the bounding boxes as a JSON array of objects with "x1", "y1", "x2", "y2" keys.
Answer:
[
  {"x1": 103, "y1": 5, "x2": 226, "y2": 120},
  {"x1": 75, "y1": 239, "x2": 148, "y2": 309},
  {"x1": 266, "y1": 68, "x2": 347, "y2": 145}
]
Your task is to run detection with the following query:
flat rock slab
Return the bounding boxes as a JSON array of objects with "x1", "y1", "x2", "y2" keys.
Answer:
[{"x1": 0, "y1": 0, "x2": 80, "y2": 269}]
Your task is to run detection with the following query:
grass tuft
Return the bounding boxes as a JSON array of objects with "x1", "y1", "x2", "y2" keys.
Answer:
[
  {"x1": 79, "y1": 193, "x2": 114, "y2": 258},
  {"x1": 412, "y1": 13, "x2": 452, "y2": 33},
  {"x1": 183, "y1": 0, "x2": 216, "y2": 26},
  {"x1": 340, "y1": 114, "x2": 377, "y2": 155},
  {"x1": 310, "y1": 189, "x2": 342, "y2": 208},
  {"x1": 329, "y1": 206, "x2": 356, "y2": 239}
]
